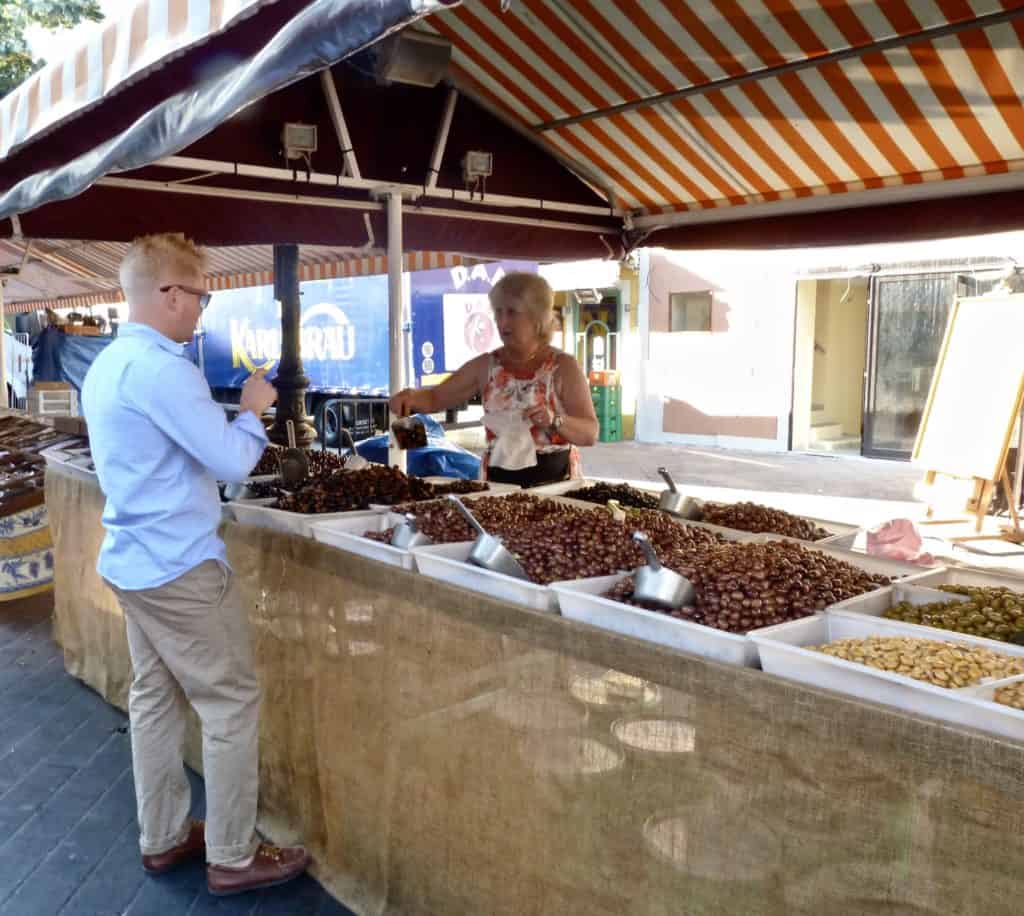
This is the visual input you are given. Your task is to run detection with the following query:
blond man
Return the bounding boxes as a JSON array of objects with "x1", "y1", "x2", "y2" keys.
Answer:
[{"x1": 82, "y1": 234, "x2": 310, "y2": 896}]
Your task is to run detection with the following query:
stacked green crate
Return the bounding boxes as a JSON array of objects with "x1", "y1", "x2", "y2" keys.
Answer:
[{"x1": 590, "y1": 384, "x2": 622, "y2": 442}]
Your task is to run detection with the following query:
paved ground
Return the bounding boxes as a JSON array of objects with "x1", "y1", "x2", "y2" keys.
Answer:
[
  {"x1": 581, "y1": 441, "x2": 921, "y2": 502},
  {"x1": 0, "y1": 594, "x2": 351, "y2": 916}
]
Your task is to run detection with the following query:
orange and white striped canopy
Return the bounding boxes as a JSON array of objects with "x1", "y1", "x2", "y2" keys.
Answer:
[
  {"x1": 0, "y1": 238, "x2": 467, "y2": 311},
  {"x1": 425, "y1": 0, "x2": 1024, "y2": 228}
]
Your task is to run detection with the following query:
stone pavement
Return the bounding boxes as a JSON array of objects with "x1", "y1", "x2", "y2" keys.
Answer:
[{"x1": 0, "y1": 594, "x2": 352, "y2": 916}]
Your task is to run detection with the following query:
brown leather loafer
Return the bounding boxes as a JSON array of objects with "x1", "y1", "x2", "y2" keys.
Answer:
[
  {"x1": 141, "y1": 820, "x2": 206, "y2": 874},
  {"x1": 207, "y1": 843, "x2": 311, "y2": 897}
]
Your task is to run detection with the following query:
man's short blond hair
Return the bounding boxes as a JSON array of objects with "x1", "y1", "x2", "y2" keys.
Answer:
[
  {"x1": 120, "y1": 234, "x2": 206, "y2": 304},
  {"x1": 489, "y1": 272, "x2": 555, "y2": 344}
]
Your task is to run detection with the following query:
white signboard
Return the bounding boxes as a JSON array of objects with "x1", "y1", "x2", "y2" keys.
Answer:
[{"x1": 442, "y1": 293, "x2": 498, "y2": 371}]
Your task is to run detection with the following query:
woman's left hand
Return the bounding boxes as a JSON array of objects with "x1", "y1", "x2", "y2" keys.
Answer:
[{"x1": 524, "y1": 404, "x2": 554, "y2": 429}]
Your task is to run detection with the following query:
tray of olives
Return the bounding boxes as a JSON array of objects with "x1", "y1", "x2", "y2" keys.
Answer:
[
  {"x1": 828, "y1": 584, "x2": 1024, "y2": 654},
  {"x1": 229, "y1": 501, "x2": 384, "y2": 537},
  {"x1": 551, "y1": 573, "x2": 763, "y2": 667},
  {"x1": 750, "y1": 613, "x2": 1024, "y2": 739},
  {"x1": 902, "y1": 566, "x2": 1024, "y2": 595},
  {"x1": 310, "y1": 511, "x2": 417, "y2": 570}
]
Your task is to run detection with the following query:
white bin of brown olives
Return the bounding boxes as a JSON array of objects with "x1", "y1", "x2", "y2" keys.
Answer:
[
  {"x1": 827, "y1": 584, "x2": 1024, "y2": 658},
  {"x1": 751, "y1": 613, "x2": 1024, "y2": 736},
  {"x1": 552, "y1": 572, "x2": 764, "y2": 667},
  {"x1": 310, "y1": 512, "x2": 418, "y2": 570}
]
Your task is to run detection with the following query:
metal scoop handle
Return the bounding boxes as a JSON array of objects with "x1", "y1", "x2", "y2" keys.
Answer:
[
  {"x1": 402, "y1": 512, "x2": 419, "y2": 531},
  {"x1": 657, "y1": 467, "x2": 677, "y2": 494},
  {"x1": 447, "y1": 494, "x2": 488, "y2": 539},
  {"x1": 286, "y1": 419, "x2": 297, "y2": 449},
  {"x1": 633, "y1": 531, "x2": 662, "y2": 571}
]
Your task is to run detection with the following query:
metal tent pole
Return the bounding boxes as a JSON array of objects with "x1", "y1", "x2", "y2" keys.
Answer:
[{"x1": 387, "y1": 190, "x2": 406, "y2": 472}]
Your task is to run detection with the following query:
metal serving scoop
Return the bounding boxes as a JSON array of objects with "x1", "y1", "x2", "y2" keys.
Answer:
[
  {"x1": 657, "y1": 467, "x2": 703, "y2": 520},
  {"x1": 631, "y1": 531, "x2": 696, "y2": 610},
  {"x1": 338, "y1": 427, "x2": 370, "y2": 471},
  {"x1": 391, "y1": 513, "x2": 432, "y2": 550},
  {"x1": 278, "y1": 419, "x2": 310, "y2": 489},
  {"x1": 447, "y1": 494, "x2": 529, "y2": 580}
]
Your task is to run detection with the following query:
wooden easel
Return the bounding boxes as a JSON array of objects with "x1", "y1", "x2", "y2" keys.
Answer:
[{"x1": 913, "y1": 293, "x2": 1024, "y2": 545}]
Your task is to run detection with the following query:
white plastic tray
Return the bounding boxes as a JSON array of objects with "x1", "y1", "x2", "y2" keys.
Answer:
[
  {"x1": 551, "y1": 573, "x2": 762, "y2": 667},
  {"x1": 955, "y1": 674, "x2": 1024, "y2": 742},
  {"x1": 827, "y1": 584, "x2": 1024, "y2": 659},
  {"x1": 368, "y1": 481, "x2": 521, "y2": 512},
  {"x1": 902, "y1": 566, "x2": 1024, "y2": 595},
  {"x1": 411, "y1": 541, "x2": 556, "y2": 612},
  {"x1": 744, "y1": 533, "x2": 925, "y2": 581},
  {"x1": 42, "y1": 450, "x2": 96, "y2": 482},
  {"x1": 229, "y1": 500, "x2": 384, "y2": 538},
  {"x1": 310, "y1": 511, "x2": 416, "y2": 570},
  {"x1": 529, "y1": 479, "x2": 855, "y2": 542},
  {"x1": 750, "y1": 613, "x2": 1024, "y2": 734}
]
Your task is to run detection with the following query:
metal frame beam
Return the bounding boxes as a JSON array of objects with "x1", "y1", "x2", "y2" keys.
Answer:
[
  {"x1": 154, "y1": 155, "x2": 621, "y2": 217},
  {"x1": 96, "y1": 176, "x2": 617, "y2": 234}
]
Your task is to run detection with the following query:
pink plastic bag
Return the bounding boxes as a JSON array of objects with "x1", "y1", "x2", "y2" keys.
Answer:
[{"x1": 865, "y1": 518, "x2": 936, "y2": 566}]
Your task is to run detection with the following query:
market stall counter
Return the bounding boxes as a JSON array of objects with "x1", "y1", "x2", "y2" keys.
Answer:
[{"x1": 48, "y1": 465, "x2": 1024, "y2": 915}]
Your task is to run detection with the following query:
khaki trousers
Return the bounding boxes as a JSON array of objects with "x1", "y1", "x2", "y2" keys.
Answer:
[{"x1": 109, "y1": 560, "x2": 261, "y2": 867}]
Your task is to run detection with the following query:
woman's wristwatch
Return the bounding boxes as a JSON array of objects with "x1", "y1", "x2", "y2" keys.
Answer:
[{"x1": 550, "y1": 413, "x2": 564, "y2": 433}]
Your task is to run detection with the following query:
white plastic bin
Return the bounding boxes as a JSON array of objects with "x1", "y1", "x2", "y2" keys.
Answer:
[
  {"x1": 311, "y1": 512, "x2": 417, "y2": 570},
  {"x1": 827, "y1": 584, "x2": 1024, "y2": 660},
  {"x1": 229, "y1": 501, "x2": 383, "y2": 538},
  {"x1": 750, "y1": 613, "x2": 1024, "y2": 733},
  {"x1": 903, "y1": 566, "x2": 1024, "y2": 595},
  {"x1": 551, "y1": 573, "x2": 762, "y2": 667},
  {"x1": 411, "y1": 541, "x2": 555, "y2": 612}
]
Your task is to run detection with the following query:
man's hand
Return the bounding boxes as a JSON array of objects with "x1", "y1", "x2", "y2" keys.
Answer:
[{"x1": 240, "y1": 369, "x2": 277, "y2": 417}]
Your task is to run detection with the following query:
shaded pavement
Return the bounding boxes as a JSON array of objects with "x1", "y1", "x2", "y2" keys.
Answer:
[{"x1": 0, "y1": 594, "x2": 351, "y2": 916}]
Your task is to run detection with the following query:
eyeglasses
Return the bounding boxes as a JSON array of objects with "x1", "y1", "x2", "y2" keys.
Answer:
[{"x1": 160, "y1": 284, "x2": 211, "y2": 310}]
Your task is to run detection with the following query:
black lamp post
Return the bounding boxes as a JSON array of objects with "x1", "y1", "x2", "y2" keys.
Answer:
[{"x1": 268, "y1": 243, "x2": 316, "y2": 446}]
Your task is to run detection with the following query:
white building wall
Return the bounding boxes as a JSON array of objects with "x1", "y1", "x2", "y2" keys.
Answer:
[{"x1": 634, "y1": 231, "x2": 1024, "y2": 452}]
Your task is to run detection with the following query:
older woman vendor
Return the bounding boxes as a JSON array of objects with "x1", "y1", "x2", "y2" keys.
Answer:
[{"x1": 390, "y1": 272, "x2": 598, "y2": 487}]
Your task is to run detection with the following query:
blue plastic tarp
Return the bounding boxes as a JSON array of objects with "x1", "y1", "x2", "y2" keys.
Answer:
[
  {"x1": 354, "y1": 414, "x2": 481, "y2": 479},
  {"x1": 31, "y1": 327, "x2": 112, "y2": 392}
]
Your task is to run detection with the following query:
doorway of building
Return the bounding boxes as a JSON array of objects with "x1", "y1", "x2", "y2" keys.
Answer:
[
  {"x1": 794, "y1": 266, "x2": 1005, "y2": 461},
  {"x1": 792, "y1": 277, "x2": 868, "y2": 455}
]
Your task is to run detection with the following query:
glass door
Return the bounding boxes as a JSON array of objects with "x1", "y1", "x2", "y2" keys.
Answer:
[{"x1": 862, "y1": 273, "x2": 957, "y2": 460}]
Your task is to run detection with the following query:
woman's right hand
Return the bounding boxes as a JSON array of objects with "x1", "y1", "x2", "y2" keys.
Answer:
[{"x1": 389, "y1": 388, "x2": 421, "y2": 418}]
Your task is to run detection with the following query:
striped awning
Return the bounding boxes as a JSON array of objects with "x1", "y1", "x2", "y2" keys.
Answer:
[
  {"x1": 0, "y1": 0, "x2": 274, "y2": 160},
  {"x1": 0, "y1": 238, "x2": 467, "y2": 310},
  {"x1": 426, "y1": 1, "x2": 1024, "y2": 232}
]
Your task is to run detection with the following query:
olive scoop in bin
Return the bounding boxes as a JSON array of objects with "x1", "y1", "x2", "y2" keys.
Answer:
[
  {"x1": 390, "y1": 513, "x2": 432, "y2": 550},
  {"x1": 657, "y1": 467, "x2": 703, "y2": 521},
  {"x1": 446, "y1": 495, "x2": 528, "y2": 581},
  {"x1": 631, "y1": 531, "x2": 696, "y2": 610}
]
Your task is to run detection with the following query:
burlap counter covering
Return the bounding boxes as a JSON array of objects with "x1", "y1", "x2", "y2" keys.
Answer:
[{"x1": 47, "y1": 467, "x2": 1024, "y2": 915}]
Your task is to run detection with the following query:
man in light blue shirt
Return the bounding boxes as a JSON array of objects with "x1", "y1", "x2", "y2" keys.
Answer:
[{"x1": 82, "y1": 233, "x2": 310, "y2": 897}]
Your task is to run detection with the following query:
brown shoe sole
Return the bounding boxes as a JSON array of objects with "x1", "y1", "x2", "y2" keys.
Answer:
[{"x1": 207, "y1": 870, "x2": 306, "y2": 897}]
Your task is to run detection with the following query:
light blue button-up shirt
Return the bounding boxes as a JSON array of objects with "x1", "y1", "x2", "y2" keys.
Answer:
[{"x1": 81, "y1": 322, "x2": 268, "y2": 590}]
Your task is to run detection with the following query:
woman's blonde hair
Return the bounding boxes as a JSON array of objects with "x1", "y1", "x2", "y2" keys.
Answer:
[
  {"x1": 119, "y1": 233, "x2": 206, "y2": 304},
  {"x1": 489, "y1": 272, "x2": 555, "y2": 344}
]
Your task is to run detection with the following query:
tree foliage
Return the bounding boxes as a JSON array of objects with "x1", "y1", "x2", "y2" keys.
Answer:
[{"x1": 1, "y1": 1, "x2": 104, "y2": 98}]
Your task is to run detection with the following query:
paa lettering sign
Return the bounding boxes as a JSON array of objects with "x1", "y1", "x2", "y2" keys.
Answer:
[{"x1": 409, "y1": 260, "x2": 537, "y2": 384}]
